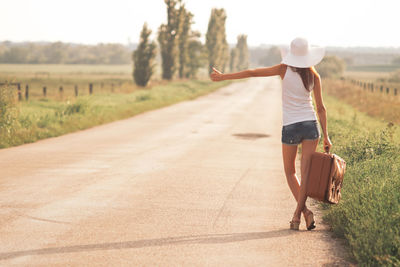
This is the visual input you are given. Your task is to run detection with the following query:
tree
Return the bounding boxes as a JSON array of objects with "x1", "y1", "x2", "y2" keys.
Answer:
[
  {"x1": 316, "y1": 56, "x2": 346, "y2": 78},
  {"x1": 389, "y1": 70, "x2": 400, "y2": 82},
  {"x1": 206, "y1": 8, "x2": 229, "y2": 74},
  {"x1": 229, "y1": 47, "x2": 238, "y2": 72},
  {"x1": 177, "y1": 5, "x2": 193, "y2": 78},
  {"x1": 186, "y1": 31, "x2": 206, "y2": 78},
  {"x1": 158, "y1": 0, "x2": 180, "y2": 80},
  {"x1": 236, "y1": 34, "x2": 249, "y2": 71},
  {"x1": 132, "y1": 23, "x2": 157, "y2": 87},
  {"x1": 0, "y1": 41, "x2": 131, "y2": 64},
  {"x1": 258, "y1": 46, "x2": 281, "y2": 66}
]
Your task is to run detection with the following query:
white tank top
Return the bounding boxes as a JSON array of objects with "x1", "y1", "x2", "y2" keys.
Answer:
[{"x1": 281, "y1": 66, "x2": 317, "y2": 126}]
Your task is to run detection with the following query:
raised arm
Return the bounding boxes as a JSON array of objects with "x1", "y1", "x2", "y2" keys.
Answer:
[
  {"x1": 311, "y1": 68, "x2": 332, "y2": 152},
  {"x1": 210, "y1": 64, "x2": 286, "y2": 81}
]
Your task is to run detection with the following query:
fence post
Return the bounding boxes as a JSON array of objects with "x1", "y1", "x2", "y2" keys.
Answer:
[
  {"x1": 386, "y1": 87, "x2": 389, "y2": 94},
  {"x1": 89, "y1": 83, "x2": 93, "y2": 95},
  {"x1": 43, "y1": 86, "x2": 47, "y2": 97},
  {"x1": 371, "y1": 83, "x2": 374, "y2": 92},
  {"x1": 25, "y1": 84, "x2": 29, "y2": 100},
  {"x1": 74, "y1": 85, "x2": 78, "y2": 97},
  {"x1": 394, "y1": 88, "x2": 397, "y2": 96},
  {"x1": 363, "y1": 82, "x2": 366, "y2": 90},
  {"x1": 17, "y1": 83, "x2": 22, "y2": 101},
  {"x1": 380, "y1": 85, "x2": 383, "y2": 92}
]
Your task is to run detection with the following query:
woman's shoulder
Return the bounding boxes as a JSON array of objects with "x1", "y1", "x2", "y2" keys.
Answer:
[
  {"x1": 279, "y1": 64, "x2": 288, "y2": 79},
  {"x1": 311, "y1": 66, "x2": 321, "y2": 80}
]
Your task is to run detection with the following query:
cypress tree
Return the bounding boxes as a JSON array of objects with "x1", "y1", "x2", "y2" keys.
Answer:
[
  {"x1": 186, "y1": 31, "x2": 206, "y2": 78},
  {"x1": 229, "y1": 47, "x2": 238, "y2": 72},
  {"x1": 236, "y1": 34, "x2": 249, "y2": 71},
  {"x1": 177, "y1": 5, "x2": 193, "y2": 79},
  {"x1": 158, "y1": 0, "x2": 180, "y2": 80},
  {"x1": 206, "y1": 8, "x2": 229, "y2": 74},
  {"x1": 132, "y1": 23, "x2": 157, "y2": 87}
]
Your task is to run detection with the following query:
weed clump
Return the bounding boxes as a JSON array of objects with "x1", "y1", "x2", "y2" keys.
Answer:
[{"x1": 0, "y1": 84, "x2": 18, "y2": 147}]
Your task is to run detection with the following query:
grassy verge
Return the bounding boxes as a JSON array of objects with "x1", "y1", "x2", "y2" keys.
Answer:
[
  {"x1": 321, "y1": 91, "x2": 400, "y2": 265},
  {"x1": 324, "y1": 79, "x2": 400, "y2": 125},
  {"x1": 0, "y1": 79, "x2": 230, "y2": 148}
]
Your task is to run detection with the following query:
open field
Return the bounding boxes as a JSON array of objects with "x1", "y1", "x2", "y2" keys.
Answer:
[
  {"x1": 323, "y1": 78, "x2": 400, "y2": 125},
  {"x1": 346, "y1": 64, "x2": 400, "y2": 73},
  {"x1": 344, "y1": 71, "x2": 391, "y2": 80},
  {"x1": 322, "y1": 92, "x2": 400, "y2": 266},
  {"x1": 0, "y1": 64, "x2": 211, "y2": 100},
  {"x1": 0, "y1": 64, "x2": 133, "y2": 75},
  {"x1": 0, "y1": 64, "x2": 135, "y2": 100}
]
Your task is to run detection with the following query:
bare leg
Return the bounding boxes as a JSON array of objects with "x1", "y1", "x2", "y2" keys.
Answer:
[
  {"x1": 292, "y1": 139, "x2": 319, "y2": 221},
  {"x1": 282, "y1": 144, "x2": 311, "y2": 215}
]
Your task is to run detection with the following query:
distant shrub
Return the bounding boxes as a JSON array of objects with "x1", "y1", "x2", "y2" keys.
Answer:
[
  {"x1": 316, "y1": 56, "x2": 346, "y2": 78},
  {"x1": 391, "y1": 56, "x2": 400, "y2": 65},
  {"x1": 258, "y1": 46, "x2": 281, "y2": 66},
  {"x1": 54, "y1": 100, "x2": 88, "y2": 120},
  {"x1": 135, "y1": 94, "x2": 151, "y2": 102},
  {"x1": 389, "y1": 70, "x2": 400, "y2": 83}
]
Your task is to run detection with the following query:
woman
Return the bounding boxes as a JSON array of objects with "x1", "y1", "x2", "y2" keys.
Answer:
[{"x1": 210, "y1": 37, "x2": 332, "y2": 230}]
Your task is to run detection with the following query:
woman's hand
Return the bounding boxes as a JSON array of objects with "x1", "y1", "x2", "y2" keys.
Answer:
[
  {"x1": 324, "y1": 136, "x2": 332, "y2": 153},
  {"x1": 210, "y1": 67, "x2": 224, "y2": 82}
]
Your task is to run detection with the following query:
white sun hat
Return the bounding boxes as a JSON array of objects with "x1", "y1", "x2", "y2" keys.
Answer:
[{"x1": 280, "y1": 37, "x2": 325, "y2": 68}]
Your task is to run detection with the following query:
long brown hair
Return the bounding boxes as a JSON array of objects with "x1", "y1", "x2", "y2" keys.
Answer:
[{"x1": 290, "y1": 66, "x2": 315, "y2": 91}]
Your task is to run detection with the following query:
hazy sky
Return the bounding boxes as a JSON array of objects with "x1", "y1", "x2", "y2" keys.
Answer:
[{"x1": 1, "y1": 0, "x2": 399, "y2": 47}]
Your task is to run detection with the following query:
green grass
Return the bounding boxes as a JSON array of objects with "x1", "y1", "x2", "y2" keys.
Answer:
[
  {"x1": 0, "y1": 79, "x2": 230, "y2": 148},
  {"x1": 321, "y1": 92, "x2": 400, "y2": 266}
]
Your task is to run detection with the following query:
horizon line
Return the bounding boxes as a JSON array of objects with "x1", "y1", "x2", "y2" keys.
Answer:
[{"x1": 2, "y1": 39, "x2": 400, "y2": 49}]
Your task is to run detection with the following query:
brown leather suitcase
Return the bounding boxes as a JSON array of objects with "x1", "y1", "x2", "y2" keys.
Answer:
[{"x1": 306, "y1": 151, "x2": 346, "y2": 204}]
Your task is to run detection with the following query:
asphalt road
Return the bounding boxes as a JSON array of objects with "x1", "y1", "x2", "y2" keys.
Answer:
[{"x1": 0, "y1": 78, "x2": 350, "y2": 266}]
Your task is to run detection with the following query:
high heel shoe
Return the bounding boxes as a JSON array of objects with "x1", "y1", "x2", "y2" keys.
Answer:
[
  {"x1": 289, "y1": 220, "x2": 300, "y2": 230},
  {"x1": 303, "y1": 210, "x2": 316, "y2": 230}
]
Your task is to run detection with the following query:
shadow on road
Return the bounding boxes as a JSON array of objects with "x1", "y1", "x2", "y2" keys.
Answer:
[
  {"x1": 232, "y1": 133, "x2": 271, "y2": 140},
  {"x1": 0, "y1": 230, "x2": 291, "y2": 260}
]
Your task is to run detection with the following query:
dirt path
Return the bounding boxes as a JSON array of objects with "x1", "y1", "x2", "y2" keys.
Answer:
[{"x1": 0, "y1": 78, "x2": 351, "y2": 266}]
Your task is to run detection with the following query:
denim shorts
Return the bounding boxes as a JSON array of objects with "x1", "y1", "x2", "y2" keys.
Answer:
[{"x1": 281, "y1": 120, "x2": 320, "y2": 145}]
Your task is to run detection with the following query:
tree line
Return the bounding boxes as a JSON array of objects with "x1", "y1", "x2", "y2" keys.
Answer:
[
  {"x1": 0, "y1": 41, "x2": 132, "y2": 64},
  {"x1": 133, "y1": 0, "x2": 249, "y2": 86}
]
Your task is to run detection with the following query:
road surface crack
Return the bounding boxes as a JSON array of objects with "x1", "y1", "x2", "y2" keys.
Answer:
[{"x1": 212, "y1": 168, "x2": 251, "y2": 228}]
